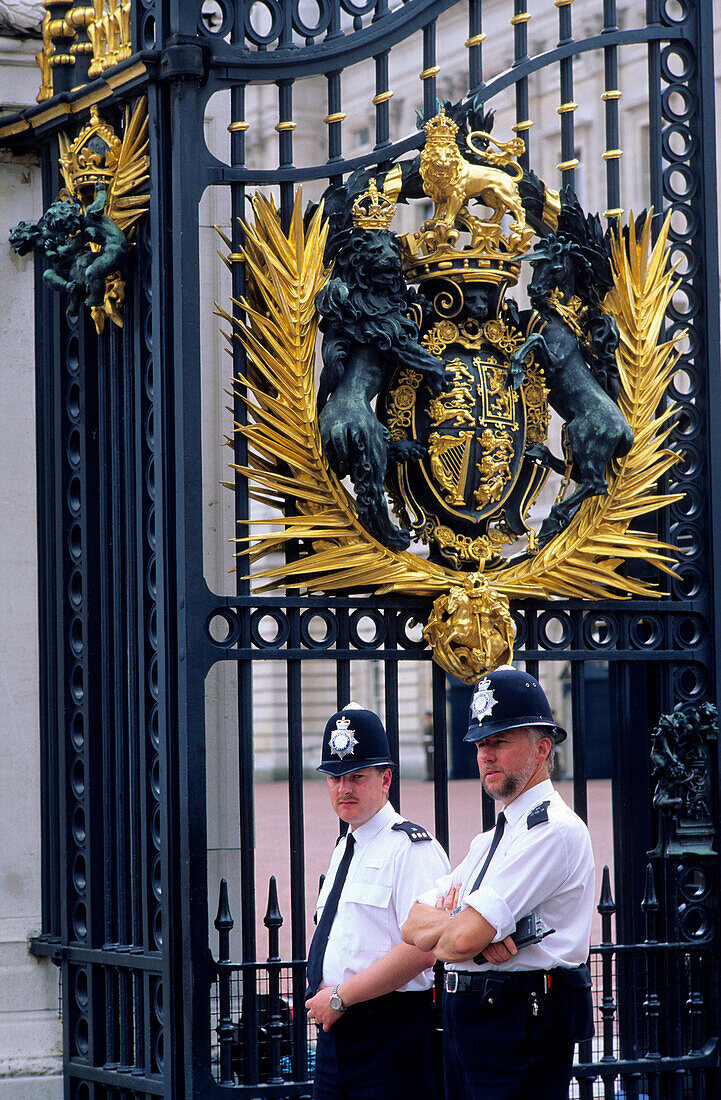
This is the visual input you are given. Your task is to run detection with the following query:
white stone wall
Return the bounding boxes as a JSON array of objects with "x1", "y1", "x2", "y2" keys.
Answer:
[{"x1": 0, "y1": 34, "x2": 63, "y2": 1099}]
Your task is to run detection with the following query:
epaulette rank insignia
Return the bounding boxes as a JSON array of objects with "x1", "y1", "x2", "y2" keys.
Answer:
[
  {"x1": 392, "y1": 820, "x2": 431, "y2": 842},
  {"x1": 527, "y1": 801, "x2": 550, "y2": 829}
]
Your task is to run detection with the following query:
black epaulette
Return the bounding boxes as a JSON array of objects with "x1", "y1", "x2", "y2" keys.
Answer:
[
  {"x1": 527, "y1": 800, "x2": 550, "y2": 829},
  {"x1": 392, "y1": 820, "x2": 432, "y2": 842}
]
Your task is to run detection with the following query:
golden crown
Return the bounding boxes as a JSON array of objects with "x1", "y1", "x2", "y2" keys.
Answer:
[
  {"x1": 352, "y1": 177, "x2": 397, "y2": 231},
  {"x1": 59, "y1": 107, "x2": 121, "y2": 197},
  {"x1": 401, "y1": 110, "x2": 533, "y2": 286},
  {"x1": 424, "y1": 107, "x2": 459, "y2": 145}
]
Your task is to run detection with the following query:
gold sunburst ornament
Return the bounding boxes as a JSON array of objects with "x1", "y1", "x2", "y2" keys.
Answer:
[{"x1": 217, "y1": 135, "x2": 682, "y2": 684}]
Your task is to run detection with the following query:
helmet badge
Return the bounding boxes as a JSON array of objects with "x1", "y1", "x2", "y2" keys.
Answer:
[
  {"x1": 329, "y1": 716, "x2": 358, "y2": 759},
  {"x1": 470, "y1": 678, "x2": 497, "y2": 724}
]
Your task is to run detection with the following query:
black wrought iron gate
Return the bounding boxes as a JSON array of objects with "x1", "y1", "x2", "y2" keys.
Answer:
[{"x1": 2, "y1": 0, "x2": 720, "y2": 1097}]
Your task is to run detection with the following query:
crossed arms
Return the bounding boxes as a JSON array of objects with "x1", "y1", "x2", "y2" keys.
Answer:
[{"x1": 402, "y1": 885, "x2": 516, "y2": 965}]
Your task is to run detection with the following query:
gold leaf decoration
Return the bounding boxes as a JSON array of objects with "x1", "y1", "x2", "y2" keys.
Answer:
[{"x1": 222, "y1": 196, "x2": 680, "y2": 608}]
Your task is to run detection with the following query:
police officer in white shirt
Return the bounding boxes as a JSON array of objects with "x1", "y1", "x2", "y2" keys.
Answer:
[
  {"x1": 305, "y1": 703, "x2": 450, "y2": 1100},
  {"x1": 402, "y1": 667, "x2": 595, "y2": 1100}
]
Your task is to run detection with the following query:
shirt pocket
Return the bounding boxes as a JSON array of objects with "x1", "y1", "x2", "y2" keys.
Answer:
[
  {"x1": 339, "y1": 881, "x2": 393, "y2": 954},
  {"x1": 343, "y1": 881, "x2": 392, "y2": 909}
]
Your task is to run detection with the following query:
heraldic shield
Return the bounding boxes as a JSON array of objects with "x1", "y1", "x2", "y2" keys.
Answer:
[
  {"x1": 381, "y1": 276, "x2": 550, "y2": 571},
  {"x1": 221, "y1": 95, "x2": 683, "y2": 683}
]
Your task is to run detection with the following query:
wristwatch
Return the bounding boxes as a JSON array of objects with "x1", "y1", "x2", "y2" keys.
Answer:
[{"x1": 329, "y1": 985, "x2": 346, "y2": 1012}]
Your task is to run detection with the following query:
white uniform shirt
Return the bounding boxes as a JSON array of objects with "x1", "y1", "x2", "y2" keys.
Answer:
[
  {"x1": 419, "y1": 780, "x2": 594, "y2": 972},
  {"x1": 316, "y1": 800, "x2": 451, "y2": 991}
]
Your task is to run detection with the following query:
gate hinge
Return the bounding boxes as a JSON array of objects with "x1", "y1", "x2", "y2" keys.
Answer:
[{"x1": 160, "y1": 42, "x2": 207, "y2": 83}]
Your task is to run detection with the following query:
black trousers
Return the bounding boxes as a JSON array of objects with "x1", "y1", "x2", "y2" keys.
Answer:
[
  {"x1": 442, "y1": 987, "x2": 575, "y2": 1100},
  {"x1": 312, "y1": 990, "x2": 441, "y2": 1100}
]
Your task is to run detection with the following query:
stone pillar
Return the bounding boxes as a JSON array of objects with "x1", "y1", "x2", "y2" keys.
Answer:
[{"x1": 0, "y1": 39, "x2": 62, "y2": 1100}]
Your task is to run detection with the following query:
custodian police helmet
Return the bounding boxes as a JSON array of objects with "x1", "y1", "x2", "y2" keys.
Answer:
[
  {"x1": 464, "y1": 666, "x2": 567, "y2": 745},
  {"x1": 317, "y1": 702, "x2": 396, "y2": 777}
]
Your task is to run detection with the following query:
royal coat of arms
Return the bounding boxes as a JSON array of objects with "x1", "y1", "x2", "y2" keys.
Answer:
[{"x1": 218, "y1": 98, "x2": 681, "y2": 683}]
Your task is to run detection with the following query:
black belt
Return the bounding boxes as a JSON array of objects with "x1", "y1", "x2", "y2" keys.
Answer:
[{"x1": 444, "y1": 969, "x2": 550, "y2": 995}]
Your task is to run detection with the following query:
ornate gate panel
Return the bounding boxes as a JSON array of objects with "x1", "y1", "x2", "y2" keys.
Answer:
[{"x1": 1, "y1": 0, "x2": 719, "y2": 1097}]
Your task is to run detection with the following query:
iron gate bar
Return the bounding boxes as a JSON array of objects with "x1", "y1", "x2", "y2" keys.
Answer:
[
  {"x1": 5, "y1": 0, "x2": 718, "y2": 1094},
  {"x1": 203, "y1": 21, "x2": 685, "y2": 83}
]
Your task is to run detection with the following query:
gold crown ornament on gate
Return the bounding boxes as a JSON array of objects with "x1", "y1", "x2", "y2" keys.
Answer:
[{"x1": 219, "y1": 101, "x2": 682, "y2": 684}]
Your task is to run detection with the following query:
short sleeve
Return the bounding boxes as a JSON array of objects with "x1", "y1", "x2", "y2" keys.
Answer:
[
  {"x1": 464, "y1": 819, "x2": 575, "y2": 935},
  {"x1": 393, "y1": 840, "x2": 450, "y2": 926}
]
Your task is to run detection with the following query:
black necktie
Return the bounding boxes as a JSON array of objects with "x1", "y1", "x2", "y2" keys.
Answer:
[
  {"x1": 470, "y1": 812, "x2": 506, "y2": 892},
  {"x1": 306, "y1": 832, "x2": 356, "y2": 996}
]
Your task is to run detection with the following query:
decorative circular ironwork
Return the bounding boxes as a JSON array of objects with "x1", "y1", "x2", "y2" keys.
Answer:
[
  {"x1": 147, "y1": 555, "x2": 157, "y2": 599},
  {"x1": 71, "y1": 757, "x2": 85, "y2": 798},
  {"x1": 676, "y1": 441, "x2": 700, "y2": 478},
  {"x1": 678, "y1": 902, "x2": 710, "y2": 940},
  {"x1": 68, "y1": 568, "x2": 82, "y2": 610},
  {"x1": 679, "y1": 865, "x2": 709, "y2": 902},
  {"x1": 140, "y1": 12, "x2": 156, "y2": 49},
  {"x1": 672, "y1": 614, "x2": 705, "y2": 649},
  {"x1": 511, "y1": 609, "x2": 528, "y2": 649},
  {"x1": 150, "y1": 754, "x2": 161, "y2": 799},
  {"x1": 67, "y1": 427, "x2": 81, "y2": 468},
  {"x1": 250, "y1": 608, "x2": 290, "y2": 647},
  {"x1": 675, "y1": 563, "x2": 703, "y2": 599},
  {"x1": 74, "y1": 1014, "x2": 90, "y2": 1056},
  {"x1": 66, "y1": 381, "x2": 81, "y2": 419},
  {"x1": 396, "y1": 610, "x2": 427, "y2": 649},
  {"x1": 660, "y1": 43, "x2": 694, "y2": 82},
  {"x1": 673, "y1": 662, "x2": 707, "y2": 701},
  {"x1": 661, "y1": 123, "x2": 695, "y2": 162},
  {"x1": 72, "y1": 805, "x2": 86, "y2": 845},
  {"x1": 663, "y1": 163, "x2": 697, "y2": 204},
  {"x1": 153, "y1": 907, "x2": 163, "y2": 950},
  {"x1": 671, "y1": 485, "x2": 699, "y2": 520},
  {"x1": 70, "y1": 711, "x2": 84, "y2": 751},
  {"x1": 348, "y1": 608, "x2": 387, "y2": 649},
  {"x1": 661, "y1": 84, "x2": 695, "y2": 125},
  {"x1": 72, "y1": 853, "x2": 87, "y2": 892},
  {"x1": 244, "y1": 0, "x2": 284, "y2": 46},
  {"x1": 629, "y1": 614, "x2": 663, "y2": 649},
  {"x1": 147, "y1": 506, "x2": 156, "y2": 549},
  {"x1": 668, "y1": 284, "x2": 699, "y2": 325},
  {"x1": 68, "y1": 522, "x2": 82, "y2": 562},
  {"x1": 154, "y1": 1026, "x2": 164, "y2": 1072},
  {"x1": 660, "y1": 0, "x2": 691, "y2": 25},
  {"x1": 74, "y1": 967, "x2": 89, "y2": 1009},
  {"x1": 72, "y1": 901, "x2": 88, "y2": 942},
  {"x1": 67, "y1": 475, "x2": 81, "y2": 516},
  {"x1": 149, "y1": 703, "x2": 160, "y2": 749},
  {"x1": 340, "y1": 0, "x2": 375, "y2": 19},
  {"x1": 583, "y1": 614, "x2": 619, "y2": 650},
  {"x1": 66, "y1": 335, "x2": 79, "y2": 373},
  {"x1": 668, "y1": 366, "x2": 696, "y2": 403},
  {"x1": 198, "y1": 0, "x2": 234, "y2": 36},
  {"x1": 673, "y1": 522, "x2": 702, "y2": 559},
  {"x1": 538, "y1": 611, "x2": 573, "y2": 650},
  {"x1": 151, "y1": 853, "x2": 162, "y2": 901},
  {"x1": 70, "y1": 664, "x2": 84, "y2": 704},
  {"x1": 673, "y1": 404, "x2": 700, "y2": 441},
  {"x1": 206, "y1": 608, "x2": 241, "y2": 647},
  {"x1": 668, "y1": 202, "x2": 698, "y2": 241},
  {"x1": 69, "y1": 615, "x2": 83, "y2": 657},
  {"x1": 300, "y1": 608, "x2": 339, "y2": 648},
  {"x1": 292, "y1": 0, "x2": 332, "y2": 39}
]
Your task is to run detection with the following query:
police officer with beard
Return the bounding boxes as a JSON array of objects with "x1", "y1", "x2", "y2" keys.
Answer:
[
  {"x1": 305, "y1": 703, "x2": 449, "y2": 1100},
  {"x1": 403, "y1": 667, "x2": 595, "y2": 1100}
]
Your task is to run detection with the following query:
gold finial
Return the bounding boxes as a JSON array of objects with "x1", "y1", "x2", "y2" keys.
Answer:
[{"x1": 352, "y1": 177, "x2": 397, "y2": 231}]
